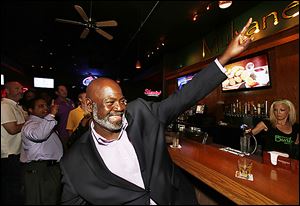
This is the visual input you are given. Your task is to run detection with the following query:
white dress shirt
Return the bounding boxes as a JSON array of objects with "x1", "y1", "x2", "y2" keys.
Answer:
[
  {"x1": 91, "y1": 119, "x2": 157, "y2": 205},
  {"x1": 20, "y1": 114, "x2": 63, "y2": 163}
]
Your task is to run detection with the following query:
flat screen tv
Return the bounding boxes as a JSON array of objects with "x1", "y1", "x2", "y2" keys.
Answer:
[
  {"x1": 177, "y1": 73, "x2": 195, "y2": 90},
  {"x1": 221, "y1": 53, "x2": 271, "y2": 92},
  {"x1": 34, "y1": 77, "x2": 54, "y2": 88}
]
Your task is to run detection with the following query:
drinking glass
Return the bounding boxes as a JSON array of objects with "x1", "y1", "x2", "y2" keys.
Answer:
[
  {"x1": 172, "y1": 136, "x2": 179, "y2": 147},
  {"x1": 237, "y1": 158, "x2": 253, "y2": 179}
]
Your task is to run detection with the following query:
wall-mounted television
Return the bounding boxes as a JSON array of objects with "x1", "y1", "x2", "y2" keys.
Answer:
[
  {"x1": 177, "y1": 73, "x2": 195, "y2": 90},
  {"x1": 221, "y1": 53, "x2": 271, "y2": 92},
  {"x1": 34, "y1": 77, "x2": 54, "y2": 88}
]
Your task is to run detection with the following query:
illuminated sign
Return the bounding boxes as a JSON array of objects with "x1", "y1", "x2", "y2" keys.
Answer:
[
  {"x1": 144, "y1": 89, "x2": 161, "y2": 97},
  {"x1": 22, "y1": 87, "x2": 29, "y2": 93},
  {"x1": 82, "y1": 76, "x2": 97, "y2": 86},
  {"x1": 34, "y1": 77, "x2": 54, "y2": 88}
]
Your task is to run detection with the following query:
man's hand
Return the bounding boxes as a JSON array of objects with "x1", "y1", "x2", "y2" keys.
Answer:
[
  {"x1": 50, "y1": 99, "x2": 59, "y2": 116},
  {"x1": 81, "y1": 99, "x2": 91, "y2": 117},
  {"x1": 218, "y1": 18, "x2": 253, "y2": 66}
]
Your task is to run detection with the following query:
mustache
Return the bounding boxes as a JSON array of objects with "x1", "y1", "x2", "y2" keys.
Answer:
[{"x1": 108, "y1": 112, "x2": 124, "y2": 117}]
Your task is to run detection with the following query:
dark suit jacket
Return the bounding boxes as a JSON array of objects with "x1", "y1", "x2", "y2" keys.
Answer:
[{"x1": 60, "y1": 61, "x2": 227, "y2": 205}]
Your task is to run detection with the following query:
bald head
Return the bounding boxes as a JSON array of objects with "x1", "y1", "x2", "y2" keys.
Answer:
[
  {"x1": 86, "y1": 78, "x2": 122, "y2": 101},
  {"x1": 4, "y1": 81, "x2": 22, "y2": 89},
  {"x1": 86, "y1": 77, "x2": 127, "y2": 137}
]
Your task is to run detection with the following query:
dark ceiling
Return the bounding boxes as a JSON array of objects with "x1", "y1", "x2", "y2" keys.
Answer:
[{"x1": 1, "y1": 1, "x2": 260, "y2": 87}]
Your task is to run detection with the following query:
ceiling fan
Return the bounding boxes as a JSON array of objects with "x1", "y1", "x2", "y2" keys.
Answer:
[{"x1": 55, "y1": 2, "x2": 117, "y2": 40}]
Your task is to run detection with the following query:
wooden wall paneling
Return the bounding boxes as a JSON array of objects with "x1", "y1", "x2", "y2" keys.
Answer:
[{"x1": 274, "y1": 40, "x2": 299, "y2": 118}]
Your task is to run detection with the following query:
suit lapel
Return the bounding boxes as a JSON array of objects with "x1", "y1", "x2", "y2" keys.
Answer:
[
  {"x1": 125, "y1": 112, "x2": 149, "y2": 188},
  {"x1": 80, "y1": 132, "x2": 143, "y2": 192}
]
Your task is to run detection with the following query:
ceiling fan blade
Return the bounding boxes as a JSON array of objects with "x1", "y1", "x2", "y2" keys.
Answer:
[
  {"x1": 80, "y1": 28, "x2": 90, "y2": 39},
  {"x1": 95, "y1": 28, "x2": 113, "y2": 40},
  {"x1": 74, "y1": 5, "x2": 89, "y2": 22},
  {"x1": 55, "y1": 18, "x2": 86, "y2": 26},
  {"x1": 95, "y1": 20, "x2": 118, "y2": 27}
]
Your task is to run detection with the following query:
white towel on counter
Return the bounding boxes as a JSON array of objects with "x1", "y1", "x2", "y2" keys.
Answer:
[{"x1": 267, "y1": 151, "x2": 289, "y2": 165}]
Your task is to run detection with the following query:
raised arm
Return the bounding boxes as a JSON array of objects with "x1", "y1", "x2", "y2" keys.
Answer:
[
  {"x1": 157, "y1": 18, "x2": 255, "y2": 124},
  {"x1": 218, "y1": 18, "x2": 253, "y2": 66}
]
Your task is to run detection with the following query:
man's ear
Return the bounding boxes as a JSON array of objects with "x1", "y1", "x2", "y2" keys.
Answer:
[{"x1": 5, "y1": 88, "x2": 9, "y2": 95}]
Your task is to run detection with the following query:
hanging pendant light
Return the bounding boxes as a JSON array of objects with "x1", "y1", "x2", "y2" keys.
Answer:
[
  {"x1": 135, "y1": 38, "x2": 142, "y2": 69},
  {"x1": 135, "y1": 60, "x2": 141, "y2": 69},
  {"x1": 202, "y1": 39, "x2": 205, "y2": 58},
  {"x1": 135, "y1": 8, "x2": 142, "y2": 70},
  {"x1": 218, "y1": 1, "x2": 232, "y2": 9}
]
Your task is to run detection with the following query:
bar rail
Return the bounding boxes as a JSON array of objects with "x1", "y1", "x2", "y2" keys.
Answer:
[{"x1": 168, "y1": 138, "x2": 299, "y2": 205}]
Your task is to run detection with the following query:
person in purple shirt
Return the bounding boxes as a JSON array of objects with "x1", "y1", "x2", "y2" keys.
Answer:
[
  {"x1": 54, "y1": 84, "x2": 75, "y2": 149},
  {"x1": 20, "y1": 97, "x2": 63, "y2": 204}
]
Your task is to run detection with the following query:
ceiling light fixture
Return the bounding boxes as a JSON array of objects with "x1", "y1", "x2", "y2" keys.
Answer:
[
  {"x1": 120, "y1": 1, "x2": 159, "y2": 69},
  {"x1": 192, "y1": 12, "x2": 198, "y2": 21},
  {"x1": 206, "y1": 3, "x2": 212, "y2": 11},
  {"x1": 135, "y1": 60, "x2": 141, "y2": 69},
  {"x1": 218, "y1": 1, "x2": 232, "y2": 9},
  {"x1": 136, "y1": 10, "x2": 142, "y2": 70}
]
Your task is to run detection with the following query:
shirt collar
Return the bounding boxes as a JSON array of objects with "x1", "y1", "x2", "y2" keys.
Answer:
[
  {"x1": 91, "y1": 115, "x2": 128, "y2": 146},
  {"x1": 2, "y1": 97, "x2": 18, "y2": 105}
]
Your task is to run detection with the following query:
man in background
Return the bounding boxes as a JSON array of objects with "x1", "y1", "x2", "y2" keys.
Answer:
[
  {"x1": 20, "y1": 98, "x2": 63, "y2": 204},
  {"x1": 66, "y1": 91, "x2": 88, "y2": 136},
  {"x1": 54, "y1": 84, "x2": 75, "y2": 150},
  {"x1": 1, "y1": 81, "x2": 26, "y2": 204}
]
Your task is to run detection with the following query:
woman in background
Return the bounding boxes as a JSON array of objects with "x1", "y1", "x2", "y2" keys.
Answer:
[{"x1": 250, "y1": 99, "x2": 299, "y2": 159}]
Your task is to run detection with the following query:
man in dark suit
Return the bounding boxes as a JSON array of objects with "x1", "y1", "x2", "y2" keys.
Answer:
[{"x1": 60, "y1": 18, "x2": 253, "y2": 205}]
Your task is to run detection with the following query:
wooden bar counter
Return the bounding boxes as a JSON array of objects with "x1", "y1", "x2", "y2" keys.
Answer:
[{"x1": 168, "y1": 138, "x2": 299, "y2": 205}]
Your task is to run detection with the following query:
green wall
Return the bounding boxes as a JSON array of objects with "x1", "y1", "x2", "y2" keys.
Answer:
[{"x1": 165, "y1": 1, "x2": 299, "y2": 72}]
